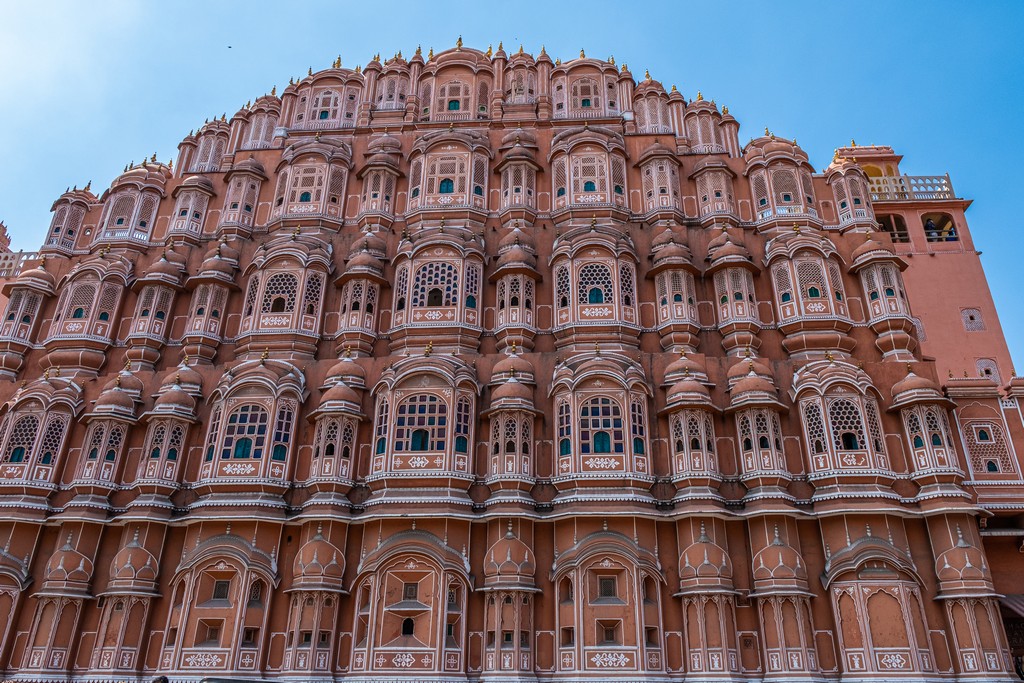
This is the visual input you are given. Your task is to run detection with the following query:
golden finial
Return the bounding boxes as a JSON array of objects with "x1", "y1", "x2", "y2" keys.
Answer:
[
  {"x1": 84, "y1": 180, "x2": 91, "y2": 191},
  {"x1": 183, "y1": 353, "x2": 190, "y2": 365},
  {"x1": 555, "y1": 58, "x2": 561, "y2": 66},
  {"x1": 415, "y1": 44, "x2": 422, "y2": 56},
  {"x1": 333, "y1": 55, "x2": 341, "y2": 68},
  {"x1": 151, "y1": 152, "x2": 157, "y2": 162},
  {"x1": 343, "y1": 344, "x2": 352, "y2": 358},
  {"x1": 498, "y1": 41, "x2": 504, "y2": 52},
  {"x1": 510, "y1": 340, "x2": 517, "y2": 355},
  {"x1": 373, "y1": 52, "x2": 380, "y2": 62},
  {"x1": 448, "y1": 122, "x2": 454, "y2": 132},
  {"x1": 850, "y1": 138, "x2": 857, "y2": 147},
  {"x1": 260, "y1": 347, "x2": 270, "y2": 365},
  {"x1": 906, "y1": 362, "x2": 913, "y2": 375},
  {"x1": 246, "y1": 99, "x2": 251, "y2": 108},
  {"x1": 833, "y1": 148, "x2": 840, "y2": 163},
  {"x1": 314, "y1": 131, "x2": 321, "y2": 141},
  {"x1": 43, "y1": 367, "x2": 51, "y2": 380},
  {"x1": 396, "y1": 50, "x2": 401, "y2": 59},
  {"x1": 722, "y1": 105, "x2": 729, "y2": 114},
  {"x1": 221, "y1": 113, "x2": 226, "y2": 121},
  {"x1": 621, "y1": 62, "x2": 627, "y2": 72},
  {"x1": 174, "y1": 372, "x2": 181, "y2": 386},
  {"x1": 307, "y1": 66, "x2": 313, "y2": 76},
  {"x1": 289, "y1": 76, "x2": 294, "y2": 85},
  {"x1": 608, "y1": 55, "x2": 615, "y2": 65},
  {"x1": 579, "y1": 48, "x2": 586, "y2": 58},
  {"x1": 518, "y1": 44, "x2": 524, "y2": 55},
  {"x1": 793, "y1": 223, "x2": 801, "y2": 234},
  {"x1": 764, "y1": 126, "x2": 770, "y2": 136},
  {"x1": 825, "y1": 350, "x2": 835, "y2": 363},
  {"x1": 671, "y1": 84, "x2": 678, "y2": 92},
  {"x1": 591, "y1": 214, "x2": 597, "y2": 229},
  {"x1": 644, "y1": 69, "x2": 651, "y2": 80},
  {"x1": 428, "y1": 47, "x2": 434, "y2": 59},
  {"x1": 486, "y1": 44, "x2": 493, "y2": 58},
  {"x1": 124, "y1": 358, "x2": 131, "y2": 371},
  {"x1": 424, "y1": 341, "x2": 433, "y2": 356},
  {"x1": 355, "y1": 64, "x2": 361, "y2": 73},
  {"x1": 964, "y1": 370, "x2": 969, "y2": 378},
  {"x1": 456, "y1": 35, "x2": 463, "y2": 50},
  {"x1": 696, "y1": 90, "x2": 703, "y2": 101}
]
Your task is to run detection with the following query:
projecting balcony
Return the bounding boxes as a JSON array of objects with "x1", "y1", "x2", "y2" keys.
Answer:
[
  {"x1": 291, "y1": 118, "x2": 356, "y2": 131},
  {"x1": 43, "y1": 235, "x2": 76, "y2": 253},
  {"x1": 687, "y1": 143, "x2": 727, "y2": 155},
  {"x1": 756, "y1": 205, "x2": 818, "y2": 223},
  {"x1": 869, "y1": 174, "x2": 955, "y2": 202},
  {"x1": 554, "y1": 107, "x2": 615, "y2": 120},
  {"x1": 838, "y1": 207, "x2": 871, "y2": 225},
  {"x1": 432, "y1": 111, "x2": 475, "y2": 122}
]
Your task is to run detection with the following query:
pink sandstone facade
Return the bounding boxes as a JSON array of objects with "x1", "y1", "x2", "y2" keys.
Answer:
[{"x1": 0, "y1": 42, "x2": 1023, "y2": 683}]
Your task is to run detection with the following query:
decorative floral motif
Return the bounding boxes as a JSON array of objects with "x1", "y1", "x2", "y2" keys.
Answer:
[
  {"x1": 184, "y1": 652, "x2": 223, "y2": 668},
  {"x1": 591, "y1": 651, "x2": 630, "y2": 667},
  {"x1": 584, "y1": 457, "x2": 620, "y2": 469},
  {"x1": 392, "y1": 652, "x2": 416, "y2": 667},
  {"x1": 880, "y1": 653, "x2": 907, "y2": 669}
]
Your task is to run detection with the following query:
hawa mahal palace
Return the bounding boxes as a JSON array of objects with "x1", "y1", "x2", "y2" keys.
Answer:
[{"x1": 0, "y1": 40, "x2": 1021, "y2": 683}]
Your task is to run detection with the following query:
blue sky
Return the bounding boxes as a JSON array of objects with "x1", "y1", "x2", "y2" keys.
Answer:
[{"x1": 1, "y1": 1, "x2": 1022, "y2": 364}]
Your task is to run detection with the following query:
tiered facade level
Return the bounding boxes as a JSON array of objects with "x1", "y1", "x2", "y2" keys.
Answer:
[{"x1": 0, "y1": 42, "x2": 1023, "y2": 683}]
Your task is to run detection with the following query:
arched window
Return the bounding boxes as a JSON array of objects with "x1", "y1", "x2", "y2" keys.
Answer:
[
  {"x1": 447, "y1": 100, "x2": 460, "y2": 111},
  {"x1": 221, "y1": 404, "x2": 269, "y2": 460},
  {"x1": 402, "y1": 618, "x2": 415, "y2": 635},
  {"x1": 829, "y1": 398, "x2": 867, "y2": 452},
  {"x1": 261, "y1": 273, "x2": 298, "y2": 314},
  {"x1": 412, "y1": 262, "x2": 458, "y2": 308},
  {"x1": 579, "y1": 397, "x2": 624, "y2": 455},
  {"x1": 577, "y1": 263, "x2": 613, "y2": 307},
  {"x1": 439, "y1": 178, "x2": 455, "y2": 194},
  {"x1": 234, "y1": 438, "x2": 253, "y2": 459},
  {"x1": 3, "y1": 414, "x2": 39, "y2": 463},
  {"x1": 395, "y1": 395, "x2": 446, "y2": 453},
  {"x1": 584, "y1": 180, "x2": 596, "y2": 192}
]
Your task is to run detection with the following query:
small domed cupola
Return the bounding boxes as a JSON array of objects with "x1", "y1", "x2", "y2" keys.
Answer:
[
  {"x1": 678, "y1": 522, "x2": 734, "y2": 593},
  {"x1": 293, "y1": 524, "x2": 346, "y2": 591},
  {"x1": 482, "y1": 522, "x2": 537, "y2": 589}
]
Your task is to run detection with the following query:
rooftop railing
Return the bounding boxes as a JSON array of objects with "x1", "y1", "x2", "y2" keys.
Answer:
[
  {"x1": 0, "y1": 250, "x2": 39, "y2": 278},
  {"x1": 869, "y1": 175, "x2": 955, "y2": 201}
]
